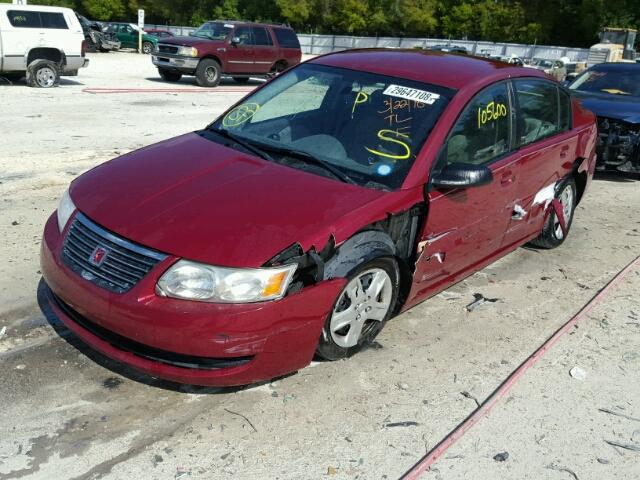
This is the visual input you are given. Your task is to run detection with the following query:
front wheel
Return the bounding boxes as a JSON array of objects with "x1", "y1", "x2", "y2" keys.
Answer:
[
  {"x1": 529, "y1": 177, "x2": 577, "y2": 249},
  {"x1": 195, "y1": 59, "x2": 221, "y2": 87},
  {"x1": 316, "y1": 258, "x2": 399, "y2": 360}
]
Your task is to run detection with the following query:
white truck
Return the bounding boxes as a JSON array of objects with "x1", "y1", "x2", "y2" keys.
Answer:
[{"x1": 0, "y1": 4, "x2": 88, "y2": 87}]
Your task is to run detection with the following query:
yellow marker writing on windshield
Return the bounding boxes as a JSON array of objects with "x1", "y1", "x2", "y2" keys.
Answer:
[
  {"x1": 365, "y1": 130, "x2": 411, "y2": 160},
  {"x1": 352, "y1": 91, "x2": 369, "y2": 118},
  {"x1": 222, "y1": 103, "x2": 260, "y2": 127}
]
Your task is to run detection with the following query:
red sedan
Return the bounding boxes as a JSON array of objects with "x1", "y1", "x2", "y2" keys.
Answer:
[{"x1": 41, "y1": 50, "x2": 597, "y2": 386}]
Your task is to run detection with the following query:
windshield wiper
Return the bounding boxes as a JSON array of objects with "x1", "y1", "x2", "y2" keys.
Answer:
[
  {"x1": 254, "y1": 143, "x2": 357, "y2": 185},
  {"x1": 207, "y1": 127, "x2": 274, "y2": 162}
]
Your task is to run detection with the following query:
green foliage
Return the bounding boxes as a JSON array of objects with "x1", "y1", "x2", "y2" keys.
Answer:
[{"x1": 0, "y1": 0, "x2": 637, "y2": 47}]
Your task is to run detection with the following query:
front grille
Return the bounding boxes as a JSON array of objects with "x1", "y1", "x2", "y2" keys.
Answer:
[
  {"x1": 62, "y1": 213, "x2": 167, "y2": 293},
  {"x1": 158, "y1": 44, "x2": 179, "y2": 54},
  {"x1": 49, "y1": 290, "x2": 254, "y2": 371}
]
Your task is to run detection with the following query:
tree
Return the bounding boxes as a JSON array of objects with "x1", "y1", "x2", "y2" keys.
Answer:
[{"x1": 82, "y1": 0, "x2": 126, "y2": 20}]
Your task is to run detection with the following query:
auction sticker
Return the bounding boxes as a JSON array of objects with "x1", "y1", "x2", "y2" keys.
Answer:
[{"x1": 383, "y1": 85, "x2": 440, "y2": 105}]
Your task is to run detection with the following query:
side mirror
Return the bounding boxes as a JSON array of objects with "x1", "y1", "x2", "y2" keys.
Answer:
[
  {"x1": 431, "y1": 163, "x2": 493, "y2": 189},
  {"x1": 231, "y1": 36, "x2": 241, "y2": 45}
]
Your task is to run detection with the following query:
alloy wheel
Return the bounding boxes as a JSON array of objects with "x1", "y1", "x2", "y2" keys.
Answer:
[
  {"x1": 36, "y1": 67, "x2": 56, "y2": 88},
  {"x1": 554, "y1": 183, "x2": 574, "y2": 239},
  {"x1": 329, "y1": 268, "x2": 393, "y2": 348}
]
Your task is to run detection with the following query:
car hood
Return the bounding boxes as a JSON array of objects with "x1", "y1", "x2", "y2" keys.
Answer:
[
  {"x1": 158, "y1": 36, "x2": 224, "y2": 48},
  {"x1": 572, "y1": 90, "x2": 640, "y2": 124},
  {"x1": 70, "y1": 133, "x2": 387, "y2": 268}
]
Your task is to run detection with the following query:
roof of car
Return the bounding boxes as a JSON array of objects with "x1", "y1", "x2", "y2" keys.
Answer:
[
  {"x1": 589, "y1": 62, "x2": 640, "y2": 71},
  {"x1": 312, "y1": 49, "x2": 546, "y2": 90}
]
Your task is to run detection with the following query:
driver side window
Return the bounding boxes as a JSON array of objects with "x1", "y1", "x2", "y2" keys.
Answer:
[{"x1": 444, "y1": 83, "x2": 511, "y2": 167}]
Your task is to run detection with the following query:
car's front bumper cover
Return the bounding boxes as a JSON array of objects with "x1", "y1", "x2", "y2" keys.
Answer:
[
  {"x1": 152, "y1": 54, "x2": 199, "y2": 72},
  {"x1": 41, "y1": 212, "x2": 345, "y2": 386}
]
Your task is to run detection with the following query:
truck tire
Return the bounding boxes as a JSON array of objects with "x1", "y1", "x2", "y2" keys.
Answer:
[
  {"x1": 158, "y1": 69, "x2": 182, "y2": 82},
  {"x1": 26, "y1": 60, "x2": 60, "y2": 88},
  {"x1": 195, "y1": 59, "x2": 221, "y2": 87}
]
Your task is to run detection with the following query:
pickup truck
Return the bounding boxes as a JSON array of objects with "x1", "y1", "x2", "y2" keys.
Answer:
[
  {"x1": 0, "y1": 4, "x2": 88, "y2": 87},
  {"x1": 152, "y1": 20, "x2": 301, "y2": 87}
]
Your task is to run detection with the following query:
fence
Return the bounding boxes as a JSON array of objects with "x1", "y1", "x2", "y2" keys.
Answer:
[
  {"x1": 143, "y1": 25, "x2": 590, "y2": 62},
  {"x1": 297, "y1": 34, "x2": 590, "y2": 61}
]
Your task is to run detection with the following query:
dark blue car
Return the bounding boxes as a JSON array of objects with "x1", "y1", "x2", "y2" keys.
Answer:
[{"x1": 569, "y1": 63, "x2": 640, "y2": 173}]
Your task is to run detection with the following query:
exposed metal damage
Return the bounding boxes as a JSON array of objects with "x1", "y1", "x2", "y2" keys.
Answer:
[
  {"x1": 265, "y1": 204, "x2": 426, "y2": 301},
  {"x1": 597, "y1": 117, "x2": 640, "y2": 173}
]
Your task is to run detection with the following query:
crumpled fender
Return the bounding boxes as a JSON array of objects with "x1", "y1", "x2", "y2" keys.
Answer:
[{"x1": 324, "y1": 230, "x2": 396, "y2": 279}]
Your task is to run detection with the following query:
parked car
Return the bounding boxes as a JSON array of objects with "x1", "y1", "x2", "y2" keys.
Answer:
[
  {"x1": 0, "y1": 4, "x2": 88, "y2": 87},
  {"x1": 105, "y1": 22, "x2": 157, "y2": 54},
  {"x1": 152, "y1": 20, "x2": 302, "y2": 86},
  {"x1": 525, "y1": 58, "x2": 567, "y2": 81},
  {"x1": 41, "y1": 50, "x2": 597, "y2": 386},
  {"x1": 428, "y1": 44, "x2": 468, "y2": 54},
  {"x1": 569, "y1": 63, "x2": 640, "y2": 173},
  {"x1": 76, "y1": 14, "x2": 120, "y2": 52},
  {"x1": 146, "y1": 28, "x2": 173, "y2": 39}
]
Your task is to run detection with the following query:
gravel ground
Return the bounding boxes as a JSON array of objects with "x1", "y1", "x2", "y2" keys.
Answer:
[{"x1": 0, "y1": 52, "x2": 639, "y2": 480}]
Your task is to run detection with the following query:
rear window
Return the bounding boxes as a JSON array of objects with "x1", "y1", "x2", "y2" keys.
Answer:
[
  {"x1": 7, "y1": 10, "x2": 68, "y2": 29},
  {"x1": 274, "y1": 28, "x2": 300, "y2": 49},
  {"x1": 7, "y1": 10, "x2": 40, "y2": 28},
  {"x1": 41, "y1": 12, "x2": 68, "y2": 29}
]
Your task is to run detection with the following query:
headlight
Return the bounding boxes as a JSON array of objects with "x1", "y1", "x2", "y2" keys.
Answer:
[
  {"x1": 56, "y1": 189, "x2": 76, "y2": 233},
  {"x1": 177, "y1": 46, "x2": 198, "y2": 57},
  {"x1": 156, "y1": 260, "x2": 297, "y2": 303}
]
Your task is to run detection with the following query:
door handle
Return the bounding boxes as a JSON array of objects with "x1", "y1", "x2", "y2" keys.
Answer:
[{"x1": 500, "y1": 172, "x2": 515, "y2": 186}]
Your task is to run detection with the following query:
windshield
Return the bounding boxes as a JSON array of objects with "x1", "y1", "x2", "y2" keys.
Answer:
[
  {"x1": 569, "y1": 68, "x2": 640, "y2": 97},
  {"x1": 209, "y1": 63, "x2": 455, "y2": 190},
  {"x1": 192, "y1": 21, "x2": 232, "y2": 40}
]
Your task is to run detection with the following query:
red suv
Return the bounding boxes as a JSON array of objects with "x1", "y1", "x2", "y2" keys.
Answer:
[
  {"x1": 42, "y1": 50, "x2": 597, "y2": 386},
  {"x1": 152, "y1": 20, "x2": 301, "y2": 87}
]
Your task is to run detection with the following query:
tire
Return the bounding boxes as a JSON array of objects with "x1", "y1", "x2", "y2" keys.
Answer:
[
  {"x1": 267, "y1": 61, "x2": 287, "y2": 78},
  {"x1": 232, "y1": 76, "x2": 250, "y2": 84},
  {"x1": 316, "y1": 257, "x2": 399, "y2": 360},
  {"x1": 158, "y1": 68, "x2": 182, "y2": 82},
  {"x1": 26, "y1": 60, "x2": 60, "y2": 88},
  {"x1": 195, "y1": 59, "x2": 221, "y2": 87},
  {"x1": 142, "y1": 41, "x2": 154, "y2": 54},
  {"x1": 529, "y1": 177, "x2": 577, "y2": 249}
]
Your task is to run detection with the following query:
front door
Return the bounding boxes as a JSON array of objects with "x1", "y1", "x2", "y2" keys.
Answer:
[
  {"x1": 410, "y1": 81, "x2": 519, "y2": 302},
  {"x1": 227, "y1": 26, "x2": 254, "y2": 73}
]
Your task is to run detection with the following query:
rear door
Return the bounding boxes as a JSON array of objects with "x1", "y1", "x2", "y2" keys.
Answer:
[
  {"x1": 227, "y1": 25, "x2": 254, "y2": 73},
  {"x1": 251, "y1": 26, "x2": 277, "y2": 73},
  {"x1": 501, "y1": 79, "x2": 576, "y2": 248},
  {"x1": 410, "y1": 81, "x2": 520, "y2": 300}
]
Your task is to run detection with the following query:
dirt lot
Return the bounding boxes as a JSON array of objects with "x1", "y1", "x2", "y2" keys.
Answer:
[{"x1": 1, "y1": 52, "x2": 639, "y2": 480}]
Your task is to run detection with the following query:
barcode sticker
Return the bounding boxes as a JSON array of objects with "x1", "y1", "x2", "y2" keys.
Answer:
[{"x1": 383, "y1": 84, "x2": 441, "y2": 105}]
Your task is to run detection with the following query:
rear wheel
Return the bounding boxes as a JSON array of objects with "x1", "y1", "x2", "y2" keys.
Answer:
[
  {"x1": 316, "y1": 258, "x2": 399, "y2": 360},
  {"x1": 158, "y1": 68, "x2": 182, "y2": 82},
  {"x1": 26, "y1": 60, "x2": 60, "y2": 88},
  {"x1": 529, "y1": 177, "x2": 577, "y2": 249},
  {"x1": 142, "y1": 41, "x2": 154, "y2": 54},
  {"x1": 195, "y1": 59, "x2": 221, "y2": 87}
]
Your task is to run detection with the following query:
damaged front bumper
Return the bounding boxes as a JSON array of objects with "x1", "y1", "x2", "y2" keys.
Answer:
[
  {"x1": 596, "y1": 117, "x2": 640, "y2": 173},
  {"x1": 40, "y1": 213, "x2": 345, "y2": 386}
]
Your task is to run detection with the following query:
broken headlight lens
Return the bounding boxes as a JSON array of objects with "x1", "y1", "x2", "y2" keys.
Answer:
[
  {"x1": 56, "y1": 188, "x2": 76, "y2": 233},
  {"x1": 156, "y1": 260, "x2": 297, "y2": 303},
  {"x1": 177, "y1": 46, "x2": 198, "y2": 57}
]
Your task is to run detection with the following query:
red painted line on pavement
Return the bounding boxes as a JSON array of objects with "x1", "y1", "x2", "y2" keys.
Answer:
[
  {"x1": 401, "y1": 254, "x2": 640, "y2": 480},
  {"x1": 82, "y1": 87, "x2": 255, "y2": 94}
]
